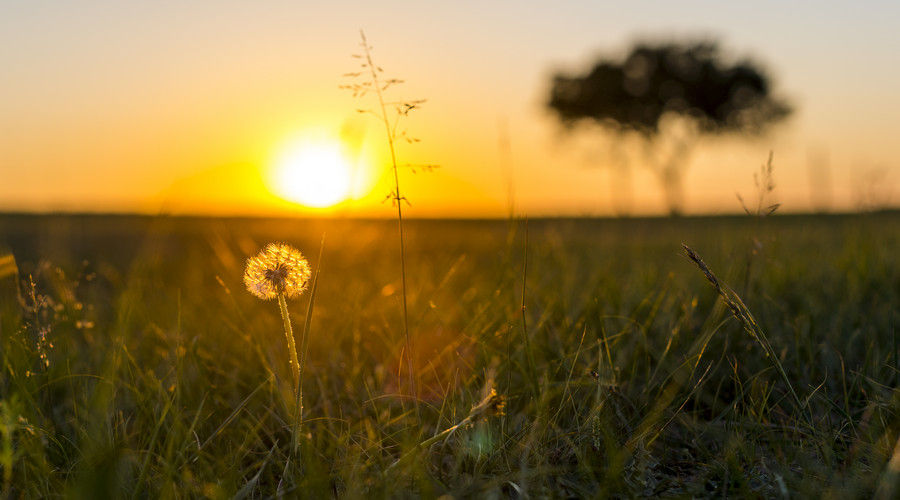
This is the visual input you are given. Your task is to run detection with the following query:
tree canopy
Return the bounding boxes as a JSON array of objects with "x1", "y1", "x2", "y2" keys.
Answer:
[{"x1": 548, "y1": 41, "x2": 791, "y2": 136}]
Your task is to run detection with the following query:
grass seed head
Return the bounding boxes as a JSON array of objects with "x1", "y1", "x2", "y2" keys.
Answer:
[
  {"x1": 243, "y1": 243, "x2": 311, "y2": 300},
  {"x1": 468, "y1": 388, "x2": 506, "y2": 422},
  {"x1": 682, "y1": 244, "x2": 721, "y2": 291}
]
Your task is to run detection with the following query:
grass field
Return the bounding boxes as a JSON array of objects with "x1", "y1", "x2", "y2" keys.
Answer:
[{"x1": 1, "y1": 212, "x2": 899, "y2": 497}]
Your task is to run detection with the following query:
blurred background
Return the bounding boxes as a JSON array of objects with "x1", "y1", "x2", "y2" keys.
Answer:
[{"x1": 2, "y1": 0, "x2": 898, "y2": 217}]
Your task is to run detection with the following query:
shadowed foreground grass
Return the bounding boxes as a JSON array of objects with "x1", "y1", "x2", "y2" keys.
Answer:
[{"x1": 1, "y1": 213, "x2": 899, "y2": 497}]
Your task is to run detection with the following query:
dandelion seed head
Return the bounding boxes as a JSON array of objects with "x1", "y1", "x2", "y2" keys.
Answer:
[{"x1": 243, "y1": 243, "x2": 311, "y2": 300}]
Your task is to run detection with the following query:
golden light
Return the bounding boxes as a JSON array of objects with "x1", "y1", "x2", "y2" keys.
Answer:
[{"x1": 269, "y1": 139, "x2": 356, "y2": 208}]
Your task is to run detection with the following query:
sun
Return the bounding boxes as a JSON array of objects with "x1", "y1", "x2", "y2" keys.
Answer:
[{"x1": 269, "y1": 140, "x2": 355, "y2": 208}]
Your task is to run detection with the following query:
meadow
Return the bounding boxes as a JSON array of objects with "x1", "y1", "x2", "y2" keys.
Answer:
[{"x1": 1, "y1": 212, "x2": 899, "y2": 498}]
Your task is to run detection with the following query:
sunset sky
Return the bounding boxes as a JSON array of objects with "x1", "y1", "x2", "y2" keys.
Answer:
[{"x1": 2, "y1": 1, "x2": 899, "y2": 217}]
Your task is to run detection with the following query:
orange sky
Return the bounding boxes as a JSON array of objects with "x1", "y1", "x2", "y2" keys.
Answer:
[{"x1": 2, "y1": 1, "x2": 899, "y2": 217}]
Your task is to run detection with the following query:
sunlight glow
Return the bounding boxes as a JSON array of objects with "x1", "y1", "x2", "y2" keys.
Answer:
[{"x1": 270, "y1": 140, "x2": 355, "y2": 208}]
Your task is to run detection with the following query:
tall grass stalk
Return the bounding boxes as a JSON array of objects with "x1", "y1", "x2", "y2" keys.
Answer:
[
  {"x1": 358, "y1": 31, "x2": 418, "y2": 414},
  {"x1": 682, "y1": 244, "x2": 812, "y2": 428},
  {"x1": 520, "y1": 219, "x2": 537, "y2": 392},
  {"x1": 736, "y1": 152, "x2": 779, "y2": 292}
]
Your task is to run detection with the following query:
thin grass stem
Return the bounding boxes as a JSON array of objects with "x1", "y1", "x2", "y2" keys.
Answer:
[
  {"x1": 682, "y1": 244, "x2": 814, "y2": 430},
  {"x1": 360, "y1": 30, "x2": 418, "y2": 417},
  {"x1": 520, "y1": 219, "x2": 537, "y2": 393}
]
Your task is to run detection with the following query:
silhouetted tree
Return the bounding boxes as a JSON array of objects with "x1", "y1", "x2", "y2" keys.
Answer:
[{"x1": 548, "y1": 40, "x2": 791, "y2": 215}]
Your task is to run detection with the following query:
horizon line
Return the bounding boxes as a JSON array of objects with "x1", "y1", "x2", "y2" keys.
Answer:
[{"x1": 1, "y1": 208, "x2": 898, "y2": 221}]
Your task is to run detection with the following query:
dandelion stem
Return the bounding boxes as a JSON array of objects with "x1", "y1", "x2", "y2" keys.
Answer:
[
  {"x1": 277, "y1": 292, "x2": 301, "y2": 392},
  {"x1": 279, "y1": 291, "x2": 303, "y2": 458}
]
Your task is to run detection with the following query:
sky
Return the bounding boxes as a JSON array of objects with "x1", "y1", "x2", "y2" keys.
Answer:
[{"x1": 2, "y1": 0, "x2": 899, "y2": 217}]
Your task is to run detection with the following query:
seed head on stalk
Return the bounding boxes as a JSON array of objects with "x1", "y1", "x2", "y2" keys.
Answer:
[
  {"x1": 341, "y1": 31, "x2": 436, "y2": 416},
  {"x1": 386, "y1": 388, "x2": 506, "y2": 472},
  {"x1": 244, "y1": 243, "x2": 311, "y2": 390}
]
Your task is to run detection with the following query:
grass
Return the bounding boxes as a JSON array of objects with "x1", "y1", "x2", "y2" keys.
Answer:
[
  {"x1": 342, "y1": 31, "x2": 430, "y2": 414},
  {"x1": 0, "y1": 212, "x2": 899, "y2": 497}
]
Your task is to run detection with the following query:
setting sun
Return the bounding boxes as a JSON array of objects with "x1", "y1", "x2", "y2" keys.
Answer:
[{"x1": 269, "y1": 140, "x2": 356, "y2": 208}]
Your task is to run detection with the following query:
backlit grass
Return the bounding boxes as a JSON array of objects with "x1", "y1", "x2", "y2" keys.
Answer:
[{"x1": 0, "y1": 213, "x2": 898, "y2": 497}]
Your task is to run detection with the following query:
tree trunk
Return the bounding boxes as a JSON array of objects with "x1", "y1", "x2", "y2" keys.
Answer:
[
  {"x1": 654, "y1": 135, "x2": 694, "y2": 217},
  {"x1": 607, "y1": 142, "x2": 634, "y2": 217},
  {"x1": 660, "y1": 165, "x2": 685, "y2": 217}
]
